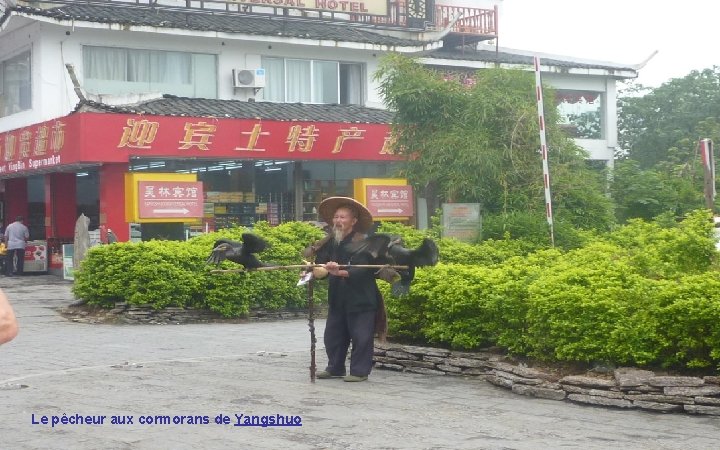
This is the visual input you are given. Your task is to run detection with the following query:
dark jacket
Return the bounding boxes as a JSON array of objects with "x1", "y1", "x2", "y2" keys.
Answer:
[{"x1": 316, "y1": 231, "x2": 379, "y2": 313}]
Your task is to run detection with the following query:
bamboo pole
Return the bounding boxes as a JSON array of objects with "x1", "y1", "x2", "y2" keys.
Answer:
[
  {"x1": 307, "y1": 278, "x2": 316, "y2": 383},
  {"x1": 210, "y1": 264, "x2": 409, "y2": 273}
]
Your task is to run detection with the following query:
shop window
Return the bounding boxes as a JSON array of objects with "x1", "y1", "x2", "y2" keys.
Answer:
[
  {"x1": 555, "y1": 90, "x2": 603, "y2": 139},
  {"x1": 262, "y1": 57, "x2": 363, "y2": 105},
  {"x1": 83, "y1": 46, "x2": 217, "y2": 98},
  {"x1": 0, "y1": 50, "x2": 32, "y2": 118}
]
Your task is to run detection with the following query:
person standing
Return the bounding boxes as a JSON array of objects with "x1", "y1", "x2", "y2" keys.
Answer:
[
  {"x1": 4, "y1": 216, "x2": 29, "y2": 276},
  {"x1": 311, "y1": 197, "x2": 380, "y2": 382}
]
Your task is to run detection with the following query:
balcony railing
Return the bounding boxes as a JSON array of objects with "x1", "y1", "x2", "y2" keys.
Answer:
[
  {"x1": 13, "y1": 0, "x2": 498, "y2": 38},
  {"x1": 434, "y1": 4, "x2": 498, "y2": 37}
]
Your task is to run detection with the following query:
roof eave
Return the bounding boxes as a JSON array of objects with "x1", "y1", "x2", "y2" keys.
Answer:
[
  {"x1": 417, "y1": 57, "x2": 638, "y2": 79},
  {"x1": 13, "y1": 10, "x2": 439, "y2": 52}
]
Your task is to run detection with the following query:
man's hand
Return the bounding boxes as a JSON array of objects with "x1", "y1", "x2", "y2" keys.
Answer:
[{"x1": 324, "y1": 261, "x2": 341, "y2": 276}]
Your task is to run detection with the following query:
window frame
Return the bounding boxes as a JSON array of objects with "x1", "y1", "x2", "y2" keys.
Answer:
[
  {"x1": 0, "y1": 49, "x2": 32, "y2": 118},
  {"x1": 262, "y1": 56, "x2": 363, "y2": 105},
  {"x1": 82, "y1": 45, "x2": 217, "y2": 99},
  {"x1": 555, "y1": 89, "x2": 605, "y2": 140}
]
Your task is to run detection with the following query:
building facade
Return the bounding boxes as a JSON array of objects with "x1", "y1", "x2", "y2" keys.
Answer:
[{"x1": 0, "y1": 0, "x2": 637, "y2": 271}]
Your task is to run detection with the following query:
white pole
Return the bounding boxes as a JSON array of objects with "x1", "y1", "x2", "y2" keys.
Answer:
[
  {"x1": 533, "y1": 56, "x2": 555, "y2": 247},
  {"x1": 700, "y1": 138, "x2": 715, "y2": 210}
]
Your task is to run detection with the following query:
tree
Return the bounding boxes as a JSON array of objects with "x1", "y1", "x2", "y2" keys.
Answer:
[
  {"x1": 610, "y1": 160, "x2": 702, "y2": 222},
  {"x1": 374, "y1": 54, "x2": 614, "y2": 237},
  {"x1": 615, "y1": 67, "x2": 720, "y2": 219},
  {"x1": 618, "y1": 67, "x2": 720, "y2": 168}
]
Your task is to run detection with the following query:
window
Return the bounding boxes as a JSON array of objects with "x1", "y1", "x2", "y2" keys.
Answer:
[
  {"x1": 555, "y1": 90, "x2": 603, "y2": 139},
  {"x1": 0, "y1": 50, "x2": 32, "y2": 118},
  {"x1": 83, "y1": 46, "x2": 217, "y2": 98},
  {"x1": 262, "y1": 57, "x2": 363, "y2": 105}
]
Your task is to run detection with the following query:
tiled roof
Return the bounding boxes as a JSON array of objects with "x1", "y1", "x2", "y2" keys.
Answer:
[
  {"x1": 10, "y1": 3, "x2": 426, "y2": 47},
  {"x1": 76, "y1": 95, "x2": 394, "y2": 124},
  {"x1": 420, "y1": 48, "x2": 637, "y2": 72}
]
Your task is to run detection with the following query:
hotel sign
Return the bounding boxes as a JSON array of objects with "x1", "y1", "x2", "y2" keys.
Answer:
[
  {"x1": 365, "y1": 185, "x2": 413, "y2": 217},
  {"x1": 227, "y1": 0, "x2": 387, "y2": 16},
  {"x1": 138, "y1": 181, "x2": 204, "y2": 219}
]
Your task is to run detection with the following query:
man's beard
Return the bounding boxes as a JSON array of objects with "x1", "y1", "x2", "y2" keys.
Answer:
[{"x1": 333, "y1": 227, "x2": 345, "y2": 244}]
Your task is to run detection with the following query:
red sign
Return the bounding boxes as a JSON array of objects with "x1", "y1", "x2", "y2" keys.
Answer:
[
  {"x1": 0, "y1": 112, "x2": 399, "y2": 176},
  {"x1": 365, "y1": 185, "x2": 414, "y2": 217},
  {"x1": 138, "y1": 181, "x2": 204, "y2": 218},
  {"x1": 0, "y1": 117, "x2": 82, "y2": 176}
]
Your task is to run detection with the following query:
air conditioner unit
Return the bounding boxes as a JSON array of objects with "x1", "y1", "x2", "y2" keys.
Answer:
[{"x1": 232, "y1": 68, "x2": 266, "y2": 88}]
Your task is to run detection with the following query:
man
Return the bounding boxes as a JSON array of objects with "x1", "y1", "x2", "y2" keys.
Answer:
[
  {"x1": 0, "y1": 288, "x2": 18, "y2": 344},
  {"x1": 4, "y1": 216, "x2": 29, "y2": 276},
  {"x1": 312, "y1": 197, "x2": 380, "y2": 382}
]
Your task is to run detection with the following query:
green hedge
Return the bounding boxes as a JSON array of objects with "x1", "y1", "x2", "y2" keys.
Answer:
[
  {"x1": 73, "y1": 221, "x2": 325, "y2": 316},
  {"x1": 73, "y1": 210, "x2": 720, "y2": 371},
  {"x1": 383, "y1": 210, "x2": 720, "y2": 371}
]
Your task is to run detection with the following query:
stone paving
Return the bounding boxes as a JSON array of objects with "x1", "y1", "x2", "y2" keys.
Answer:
[{"x1": 1, "y1": 275, "x2": 719, "y2": 449}]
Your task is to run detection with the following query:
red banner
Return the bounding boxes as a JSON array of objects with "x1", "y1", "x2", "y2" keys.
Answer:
[{"x1": 0, "y1": 112, "x2": 398, "y2": 177}]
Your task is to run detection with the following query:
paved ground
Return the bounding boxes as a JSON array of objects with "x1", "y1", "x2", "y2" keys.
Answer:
[{"x1": 1, "y1": 275, "x2": 719, "y2": 450}]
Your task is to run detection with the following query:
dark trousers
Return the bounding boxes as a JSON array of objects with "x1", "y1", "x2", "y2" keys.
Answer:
[
  {"x1": 6, "y1": 248, "x2": 24, "y2": 275},
  {"x1": 324, "y1": 308, "x2": 376, "y2": 377}
]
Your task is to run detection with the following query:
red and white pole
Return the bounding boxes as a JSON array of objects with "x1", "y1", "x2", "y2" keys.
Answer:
[
  {"x1": 700, "y1": 138, "x2": 715, "y2": 211},
  {"x1": 533, "y1": 56, "x2": 555, "y2": 246}
]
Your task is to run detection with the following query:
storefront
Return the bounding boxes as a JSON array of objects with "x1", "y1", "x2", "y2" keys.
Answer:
[{"x1": 0, "y1": 106, "x2": 409, "y2": 272}]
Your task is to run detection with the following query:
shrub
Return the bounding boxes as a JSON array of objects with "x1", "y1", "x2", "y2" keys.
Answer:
[
  {"x1": 420, "y1": 263, "x2": 505, "y2": 349},
  {"x1": 655, "y1": 274, "x2": 720, "y2": 368},
  {"x1": 73, "y1": 243, "x2": 141, "y2": 306},
  {"x1": 603, "y1": 209, "x2": 715, "y2": 278},
  {"x1": 74, "y1": 221, "x2": 325, "y2": 314},
  {"x1": 524, "y1": 243, "x2": 664, "y2": 364}
]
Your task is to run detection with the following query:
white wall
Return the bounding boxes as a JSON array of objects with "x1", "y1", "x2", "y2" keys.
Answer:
[
  {"x1": 0, "y1": 22, "x2": 388, "y2": 133},
  {"x1": 0, "y1": 16, "x2": 619, "y2": 165}
]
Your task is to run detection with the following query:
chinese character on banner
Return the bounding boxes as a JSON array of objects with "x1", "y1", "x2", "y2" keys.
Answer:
[
  {"x1": 179, "y1": 121, "x2": 217, "y2": 151},
  {"x1": 144, "y1": 185, "x2": 156, "y2": 198},
  {"x1": 50, "y1": 121, "x2": 65, "y2": 154},
  {"x1": 331, "y1": 126, "x2": 365, "y2": 153},
  {"x1": 34, "y1": 125, "x2": 49, "y2": 156},
  {"x1": 19, "y1": 130, "x2": 32, "y2": 158},
  {"x1": 118, "y1": 119, "x2": 159, "y2": 149},
  {"x1": 380, "y1": 132, "x2": 396, "y2": 155},
  {"x1": 235, "y1": 124, "x2": 269, "y2": 152},
  {"x1": 4, "y1": 134, "x2": 16, "y2": 161},
  {"x1": 286, "y1": 125, "x2": 318, "y2": 152}
]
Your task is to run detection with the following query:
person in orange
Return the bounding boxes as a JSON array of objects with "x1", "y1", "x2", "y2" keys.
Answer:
[{"x1": 312, "y1": 197, "x2": 380, "y2": 382}]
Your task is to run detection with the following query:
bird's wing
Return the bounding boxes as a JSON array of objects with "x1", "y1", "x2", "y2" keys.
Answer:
[
  {"x1": 206, "y1": 240, "x2": 238, "y2": 265},
  {"x1": 384, "y1": 237, "x2": 439, "y2": 296},
  {"x1": 237, "y1": 233, "x2": 270, "y2": 269},
  {"x1": 413, "y1": 238, "x2": 440, "y2": 267},
  {"x1": 346, "y1": 234, "x2": 391, "y2": 260},
  {"x1": 241, "y1": 233, "x2": 269, "y2": 254},
  {"x1": 387, "y1": 238, "x2": 439, "y2": 267}
]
